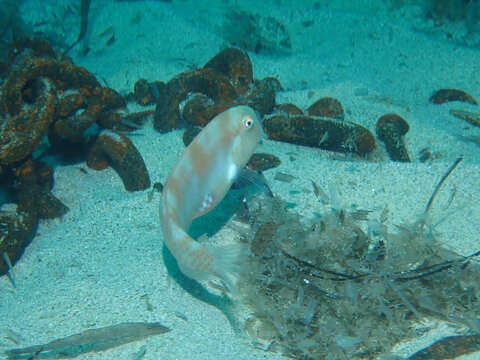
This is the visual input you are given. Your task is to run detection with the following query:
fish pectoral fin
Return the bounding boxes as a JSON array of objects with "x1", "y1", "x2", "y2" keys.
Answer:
[
  {"x1": 191, "y1": 177, "x2": 235, "y2": 220},
  {"x1": 191, "y1": 192, "x2": 219, "y2": 220}
]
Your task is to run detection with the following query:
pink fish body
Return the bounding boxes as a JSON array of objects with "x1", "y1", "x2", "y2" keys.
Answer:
[{"x1": 160, "y1": 106, "x2": 262, "y2": 291}]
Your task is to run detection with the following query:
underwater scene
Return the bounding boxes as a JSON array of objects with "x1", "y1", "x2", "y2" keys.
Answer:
[{"x1": 1, "y1": 0, "x2": 480, "y2": 359}]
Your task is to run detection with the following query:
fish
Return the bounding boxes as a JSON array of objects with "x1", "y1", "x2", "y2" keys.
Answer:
[
  {"x1": 160, "y1": 105, "x2": 262, "y2": 292},
  {"x1": 63, "y1": 0, "x2": 91, "y2": 55},
  {"x1": 5, "y1": 322, "x2": 170, "y2": 359}
]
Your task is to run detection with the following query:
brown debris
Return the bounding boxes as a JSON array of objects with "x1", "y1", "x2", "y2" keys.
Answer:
[
  {"x1": 0, "y1": 203, "x2": 37, "y2": 276},
  {"x1": 1, "y1": 39, "x2": 129, "y2": 155},
  {"x1": 181, "y1": 77, "x2": 277, "y2": 127},
  {"x1": 37, "y1": 191, "x2": 69, "y2": 219},
  {"x1": 418, "y1": 147, "x2": 432, "y2": 162},
  {"x1": 87, "y1": 130, "x2": 150, "y2": 192},
  {"x1": 133, "y1": 79, "x2": 152, "y2": 105},
  {"x1": 133, "y1": 79, "x2": 155, "y2": 106},
  {"x1": 0, "y1": 206, "x2": 37, "y2": 276},
  {"x1": 113, "y1": 109, "x2": 154, "y2": 132},
  {"x1": 182, "y1": 127, "x2": 202, "y2": 147},
  {"x1": 182, "y1": 93, "x2": 219, "y2": 126},
  {"x1": 264, "y1": 114, "x2": 375, "y2": 156},
  {"x1": 150, "y1": 48, "x2": 281, "y2": 132},
  {"x1": 259, "y1": 77, "x2": 283, "y2": 92},
  {"x1": 376, "y1": 113, "x2": 411, "y2": 162},
  {"x1": 7, "y1": 38, "x2": 57, "y2": 65},
  {"x1": 2, "y1": 49, "x2": 99, "y2": 117},
  {"x1": 54, "y1": 111, "x2": 97, "y2": 142},
  {"x1": 0, "y1": 39, "x2": 149, "y2": 273},
  {"x1": 133, "y1": 79, "x2": 166, "y2": 106},
  {"x1": 277, "y1": 103, "x2": 304, "y2": 115},
  {"x1": 204, "y1": 47, "x2": 253, "y2": 95},
  {"x1": 429, "y1": 88, "x2": 478, "y2": 105},
  {"x1": 36, "y1": 161, "x2": 54, "y2": 190},
  {"x1": 307, "y1": 97, "x2": 345, "y2": 120},
  {"x1": 153, "y1": 68, "x2": 237, "y2": 132},
  {"x1": 247, "y1": 153, "x2": 281, "y2": 171},
  {"x1": 239, "y1": 78, "x2": 276, "y2": 116},
  {"x1": 0, "y1": 77, "x2": 56, "y2": 165},
  {"x1": 0, "y1": 159, "x2": 68, "y2": 275},
  {"x1": 56, "y1": 91, "x2": 85, "y2": 117},
  {"x1": 99, "y1": 86, "x2": 126, "y2": 110},
  {"x1": 0, "y1": 38, "x2": 147, "y2": 189},
  {"x1": 6, "y1": 41, "x2": 125, "y2": 117}
]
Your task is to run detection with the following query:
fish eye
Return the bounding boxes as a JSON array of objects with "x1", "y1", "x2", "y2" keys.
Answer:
[{"x1": 243, "y1": 116, "x2": 254, "y2": 129}]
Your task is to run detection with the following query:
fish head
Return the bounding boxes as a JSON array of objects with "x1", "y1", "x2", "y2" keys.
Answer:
[{"x1": 227, "y1": 105, "x2": 262, "y2": 167}]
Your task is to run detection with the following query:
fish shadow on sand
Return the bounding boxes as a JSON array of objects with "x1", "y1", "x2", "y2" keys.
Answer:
[{"x1": 161, "y1": 188, "x2": 248, "y2": 331}]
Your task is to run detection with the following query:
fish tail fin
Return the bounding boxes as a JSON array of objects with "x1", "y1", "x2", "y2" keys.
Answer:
[
  {"x1": 176, "y1": 240, "x2": 247, "y2": 295},
  {"x1": 208, "y1": 243, "x2": 248, "y2": 295}
]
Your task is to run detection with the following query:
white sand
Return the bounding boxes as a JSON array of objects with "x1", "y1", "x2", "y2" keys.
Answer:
[{"x1": 1, "y1": 0, "x2": 479, "y2": 359}]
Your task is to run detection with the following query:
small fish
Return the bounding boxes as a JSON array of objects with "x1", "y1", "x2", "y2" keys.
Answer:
[
  {"x1": 2, "y1": 252, "x2": 16, "y2": 288},
  {"x1": 454, "y1": 134, "x2": 480, "y2": 148},
  {"x1": 311, "y1": 179, "x2": 328, "y2": 203},
  {"x1": 318, "y1": 131, "x2": 329, "y2": 146},
  {"x1": 5, "y1": 322, "x2": 170, "y2": 359},
  {"x1": 231, "y1": 168, "x2": 273, "y2": 197},
  {"x1": 160, "y1": 106, "x2": 262, "y2": 292},
  {"x1": 450, "y1": 109, "x2": 480, "y2": 127},
  {"x1": 274, "y1": 172, "x2": 295, "y2": 183}
]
